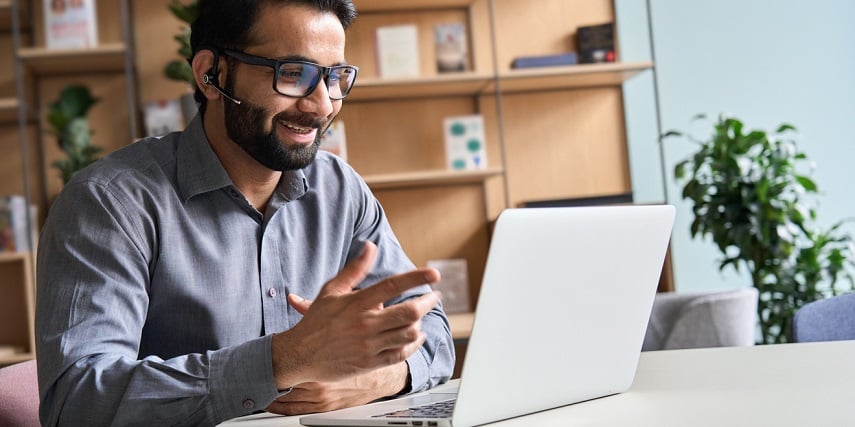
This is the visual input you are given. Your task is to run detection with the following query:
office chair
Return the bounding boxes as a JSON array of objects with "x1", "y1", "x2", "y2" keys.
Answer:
[
  {"x1": 0, "y1": 359, "x2": 40, "y2": 427},
  {"x1": 791, "y1": 292, "x2": 855, "y2": 343},
  {"x1": 642, "y1": 287, "x2": 758, "y2": 351}
]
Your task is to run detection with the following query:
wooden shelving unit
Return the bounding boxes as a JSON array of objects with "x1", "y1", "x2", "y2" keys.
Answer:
[
  {"x1": 0, "y1": 0, "x2": 654, "y2": 356},
  {"x1": 0, "y1": 251, "x2": 34, "y2": 367}
]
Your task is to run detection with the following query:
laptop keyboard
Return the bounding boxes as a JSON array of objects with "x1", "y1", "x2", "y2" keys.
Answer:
[{"x1": 374, "y1": 398, "x2": 456, "y2": 419}]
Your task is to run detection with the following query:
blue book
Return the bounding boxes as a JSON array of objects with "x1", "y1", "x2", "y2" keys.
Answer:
[{"x1": 511, "y1": 52, "x2": 578, "y2": 69}]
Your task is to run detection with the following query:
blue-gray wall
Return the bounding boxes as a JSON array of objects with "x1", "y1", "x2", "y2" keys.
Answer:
[{"x1": 617, "y1": 0, "x2": 855, "y2": 292}]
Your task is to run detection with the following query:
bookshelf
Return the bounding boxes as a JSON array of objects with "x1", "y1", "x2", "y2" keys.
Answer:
[{"x1": 1, "y1": 0, "x2": 657, "y2": 366}]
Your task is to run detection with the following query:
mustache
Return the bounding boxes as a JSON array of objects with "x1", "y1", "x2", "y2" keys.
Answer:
[{"x1": 273, "y1": 111, "x2": 327, "y2": 130}]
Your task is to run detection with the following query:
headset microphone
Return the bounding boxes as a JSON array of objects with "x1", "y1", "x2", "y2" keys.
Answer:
[{"x1": 203, "y1": 73, "x2": 242, "y2": 105}]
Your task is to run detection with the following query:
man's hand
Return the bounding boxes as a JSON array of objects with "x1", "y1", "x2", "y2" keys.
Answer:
[
  {"x1": 265, "y1": 363, "x2": 408, "y2": 415},
  {"x1": 270, "y1": 241, "x2": 441, "y2": 391}
]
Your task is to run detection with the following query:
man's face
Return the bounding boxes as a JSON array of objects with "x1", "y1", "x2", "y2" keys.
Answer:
[{"x1": 223, "y1": 4, "x2": 346, "y2": 171}]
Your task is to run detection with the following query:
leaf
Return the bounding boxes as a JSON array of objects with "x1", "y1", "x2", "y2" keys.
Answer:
[
  {"x1": 795, "y1": 175, "x2": 818, "y2": 192},
  {"x1": 776, "y1": 123, "x2": 797, "y2": 133}
]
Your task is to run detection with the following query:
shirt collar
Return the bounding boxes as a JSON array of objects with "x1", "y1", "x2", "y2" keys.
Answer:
[{"x1": 177, "y1": 115, "x2": 308, "y2": 203}]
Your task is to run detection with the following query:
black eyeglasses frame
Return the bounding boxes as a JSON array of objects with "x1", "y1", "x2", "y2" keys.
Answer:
[{"x1": 219, "y1": 48, "x2": 359, "y2": 100}]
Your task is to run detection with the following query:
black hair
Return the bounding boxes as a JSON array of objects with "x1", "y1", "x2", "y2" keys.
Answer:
[{"x1": 190, "y1": 0, "x2": 357, "y2": 112}]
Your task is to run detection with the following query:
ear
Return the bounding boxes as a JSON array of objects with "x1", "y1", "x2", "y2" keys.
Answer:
[{"x1": 192, "y1": 49, "x2": 222, "y2": 101}]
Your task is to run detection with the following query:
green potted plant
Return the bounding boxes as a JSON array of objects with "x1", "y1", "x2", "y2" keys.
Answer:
[
  {"x1": 46, "y1": 85, "x2": 102, "y2": 184},
  {"x1": 164, "y1": 0, "x2": 199, "y2": 123},
  {"x1": 667, "y1": 114, "x2": 855, "y2": 344}
]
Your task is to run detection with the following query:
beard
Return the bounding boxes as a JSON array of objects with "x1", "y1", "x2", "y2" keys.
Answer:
[{"x1": 222, "y1": 77, "x2": 327, "y2": 171}]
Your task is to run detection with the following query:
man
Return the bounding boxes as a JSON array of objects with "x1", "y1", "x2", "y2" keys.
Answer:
[{"x1": 35, "y1": 0, "x2": 455, "y2": 425}]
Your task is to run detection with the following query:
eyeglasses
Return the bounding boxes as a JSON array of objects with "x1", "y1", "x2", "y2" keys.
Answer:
[{"x1": 220, "y1": 48, "x2": 359, "y2": 100}]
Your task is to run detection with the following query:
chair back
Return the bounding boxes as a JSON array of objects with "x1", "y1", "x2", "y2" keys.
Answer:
[
  {"x1": 643, "y1": 287, "x2": 758, "y2": 351},
  {"x1": 0, "y1": 359, "x2": 40, "y2": 427},
  {"x1": 792, "y1": 293, "x2": 855, "y2": 342}
]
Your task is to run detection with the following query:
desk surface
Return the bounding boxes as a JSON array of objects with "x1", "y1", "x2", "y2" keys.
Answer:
[{"x1": 220, "y1": 340, "x2": 855, "y2": 426}]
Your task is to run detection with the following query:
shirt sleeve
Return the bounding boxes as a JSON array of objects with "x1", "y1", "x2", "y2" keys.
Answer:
[
  {"x1": 35, "y1": 179, "x2": 280, "y2": 426},
  {"x1": 347, "y1": 176, "x2": 456, "y2": 394}
]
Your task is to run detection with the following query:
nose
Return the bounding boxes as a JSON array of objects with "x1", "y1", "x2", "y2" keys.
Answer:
[{"x1": 296, "y1": 79, "x2": 335, "y2": 118}]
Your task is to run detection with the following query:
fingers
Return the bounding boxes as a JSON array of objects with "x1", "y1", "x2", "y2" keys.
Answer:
[
  {"x1": 317, "y1": 241, "x2": 378, "y2": 298},
  {"x1": 287, "y1": 293, "x2": 312, "y2": 315},
  {"x1": 354, "y1": 267, "x2": 441, "y2": 310}
]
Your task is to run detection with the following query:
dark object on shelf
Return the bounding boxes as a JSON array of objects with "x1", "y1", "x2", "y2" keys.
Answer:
[
  {"x1": 523, "y1": 192, "x2": 633, "y2": 208},
  {"x1": 511, "y1": 52, "x2": 578, "y2": 69},
  {"x1": 577, "y1": 23, "x2": 615, "y2": 64}
]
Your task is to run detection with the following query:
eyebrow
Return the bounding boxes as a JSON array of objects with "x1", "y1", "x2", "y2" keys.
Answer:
[{"x1": 276, "y1": 54, "x2": 349, "y2": 67}]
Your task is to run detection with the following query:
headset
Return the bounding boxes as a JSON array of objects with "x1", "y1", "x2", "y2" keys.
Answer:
[{"x1": 202, "y1": 50, "x2": 242, "y2": 105}]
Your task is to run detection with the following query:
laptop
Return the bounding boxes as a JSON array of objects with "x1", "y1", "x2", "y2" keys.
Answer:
[{"x1": 301, "y1": 205, "x2": 676, "y2": 427}]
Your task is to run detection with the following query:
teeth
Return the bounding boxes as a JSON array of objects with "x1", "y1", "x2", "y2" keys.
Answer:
[{"x1": 283, "y1": 122, "x2": 312, "y2": 134}]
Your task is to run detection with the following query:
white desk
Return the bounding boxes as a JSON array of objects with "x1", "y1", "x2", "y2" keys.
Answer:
[{"x1": 220, "y1": 340, "x2": 855, "y2": 426}]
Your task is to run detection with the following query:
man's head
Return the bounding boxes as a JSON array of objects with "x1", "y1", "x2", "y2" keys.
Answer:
[{"x1": 190, "y1": 0, "x2": 357, "y2": 171}]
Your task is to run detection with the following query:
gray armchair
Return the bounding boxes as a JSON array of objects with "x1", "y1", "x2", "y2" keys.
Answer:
[
  {"x1": 642, "y1": 287, "x2": 758, "y2": 351},
  {"x1": 792, "y1": 292, "x2": 855, "y2": 343}
]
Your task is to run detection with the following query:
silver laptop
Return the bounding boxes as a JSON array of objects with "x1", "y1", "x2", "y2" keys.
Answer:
[{"x1": 301, "y1": 205, "x2": 675, "y2": 427}]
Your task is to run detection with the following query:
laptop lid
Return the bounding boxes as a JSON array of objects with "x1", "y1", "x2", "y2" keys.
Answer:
[
  {"x1": 451, "y1": 205, "x2": 674, "y2": 426},
  {"x1": 301, "y1": 205, "x2": 675, "y2": 427}
]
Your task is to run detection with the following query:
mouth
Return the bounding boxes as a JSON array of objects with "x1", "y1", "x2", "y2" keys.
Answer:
[{"x1": 278, "y1": 120, "x2": 318, "y2": 145}]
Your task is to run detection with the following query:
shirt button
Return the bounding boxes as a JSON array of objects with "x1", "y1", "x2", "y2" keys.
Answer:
[
  {"x1": 229, "y1": 189, "x2": 240, "y2": 198},
  {"x1": 268, "y1": 288, "x2": 277, "y2": 297},
  {"x1": 242, "y1": 399, "x2": 255, "y2": 409}
]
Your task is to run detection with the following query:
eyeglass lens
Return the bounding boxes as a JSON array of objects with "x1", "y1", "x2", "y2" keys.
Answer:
[{"x1": 276, "y1": 63, "x2": 357, "y2": 100}]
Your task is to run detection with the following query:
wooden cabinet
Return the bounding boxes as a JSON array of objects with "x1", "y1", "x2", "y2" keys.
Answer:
[{"x1": 1, "y1": 0, "x2": 652, "y2": 365}]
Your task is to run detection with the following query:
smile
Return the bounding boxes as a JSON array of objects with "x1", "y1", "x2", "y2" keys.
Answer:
[{"x1": 282, "y1": 122, "x2": 313, "y2": 134}]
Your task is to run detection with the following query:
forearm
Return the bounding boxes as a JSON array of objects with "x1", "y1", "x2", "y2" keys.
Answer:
[{"x1": 39, "y1": 336, "x2": 280, "y2": 426}]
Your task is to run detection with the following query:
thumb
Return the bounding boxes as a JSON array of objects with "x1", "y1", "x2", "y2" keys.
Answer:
[
  {"x1": 318, "y1": 241, "x2": 378, "y2": 298},
  {"x1": 287, "y1": 293, "x2": 313, "y2": 315}
]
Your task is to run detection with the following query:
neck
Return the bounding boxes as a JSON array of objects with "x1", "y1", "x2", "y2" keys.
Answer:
[{"x1": 203, "y1": 108, "x2": 280, "y2": 212}]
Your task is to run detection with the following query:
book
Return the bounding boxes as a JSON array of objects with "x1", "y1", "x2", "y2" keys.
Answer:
[
  {"x1": 577, "y1": 23, "x2": 616, "y2": 64},
  {"x1": 375, "y1": 24, "x2": 420, "y2": 79},
  {"x1": 0, "y1": 195, "x2": 33, "y2": 252},
  {"x1": 511, "y1": 52, "x2": 578, "y2": 69},
  {"x1": 44, "y1": 0, "x2": 99, "y2": 49},
  {"x1": 434, "y1": 22, "x2": 468, "y2": 73},
  {"x1": 443, "y1": 114, "x2": 487, "y2": 171},
  {"x1": 143, "y1": 99, "x2": 184, "y2": 137},
  {"x1": 426, "y1": 258, "x2": 470, "y2": 313},
  {"x1": 319, "y1": 120, "x2": 347, "y2": 161}
]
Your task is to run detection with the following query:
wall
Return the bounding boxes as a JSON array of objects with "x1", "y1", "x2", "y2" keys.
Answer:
[{"x1": 618, "y1": 0, "x2": 855, "y2": 292}]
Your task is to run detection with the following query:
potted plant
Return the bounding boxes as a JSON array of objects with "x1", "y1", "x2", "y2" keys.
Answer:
[
  {"x1": 667, "y1": 114, "x2": 855, "y2": 344},
  {"x1": 164, "y1": 0, "x2": 199, "y2": 123},
  {"x1": 46, "y1": 85, "x2": 102, "y2": 184}
]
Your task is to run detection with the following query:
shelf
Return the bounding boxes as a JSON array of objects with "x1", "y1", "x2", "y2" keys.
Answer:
[
  {"x1": 448, "y1": 312, "x2": 474, "y2": 341},
  {"x1": 494, "y1": 61, "x2": 654, "y2": 93},
  {"x1": 364, "y1": 168, "x2": 503, "y2": 190},
  {"x1": 355, "y1": 0, "x2": 476, "y2": 13},
  {"x1": 18, "y1": 43, "x2": 127, "y2": 76},
  {"x1": 0, "y1": 351, "x2": 34, "y2": 367},
  {"x1": 348, "y1": 63, "x2": 652, "y2": 101},
  {"x1": 0, "y1": 251, "x2": 28, "y2": 263},
  {"x1": 350, "y1": 72, "x2": 494, "y2": 101},
  {"x1": 0, "y1": 97, "x2": 19, "y2": 125}
]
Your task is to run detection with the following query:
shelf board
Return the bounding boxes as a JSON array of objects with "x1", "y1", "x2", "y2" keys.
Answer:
[
  {"x1": 0, "y1": 97, "x2": 19, "y2": 124},
  {"x1": 0, "y1": 351, "x2": 34, "y2": 367},
  {"x1": 364, "y1": 167, "x2": 503, "y2": 190},
  {"x1": 494, "y1": 61, "x2": 654, "y2": 93},
  {"x1": 350, "y1": 72, "x2": 493, "y2": 101},
  {"x1": 355, "y1": 0, "x2": 475, "y2": 12},
  {"x1": 18, "y1": 43, "x2": 127, "y2": 76},
  {"x1": 0, "y1": 251, "x2": 29, "y2": 263},
  {"x1": 448, "y1": 312, "x2": 474, "y2": 340}
]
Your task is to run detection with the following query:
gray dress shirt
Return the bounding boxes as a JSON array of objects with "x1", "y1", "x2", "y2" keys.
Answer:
[{"x1": 35, "y1": 116, "x2": 454, "y2": 426}]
